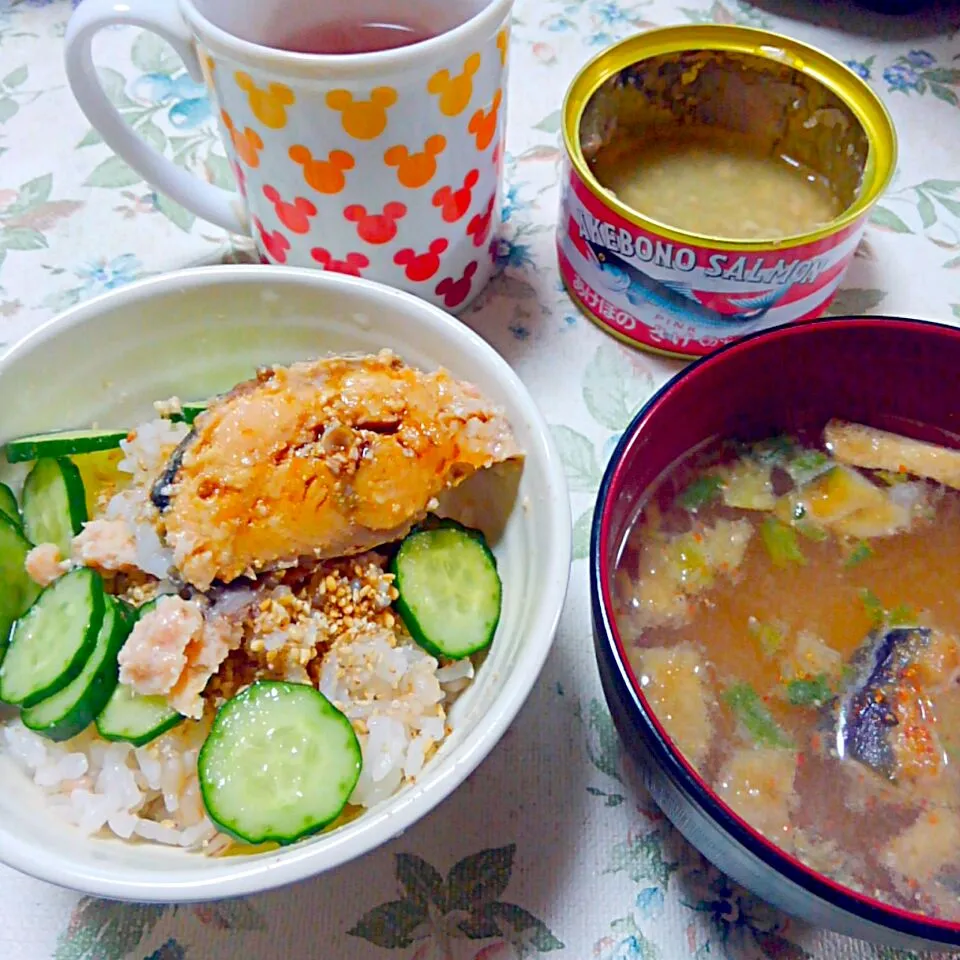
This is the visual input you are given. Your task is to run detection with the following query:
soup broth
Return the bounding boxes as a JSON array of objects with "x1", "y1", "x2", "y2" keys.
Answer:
[
  {"x1": 614, "y1": 420, "x2": 960, "y2": 920},
  {"x1": 590, "y1": 129, "x2": 843, "y2": 240}
]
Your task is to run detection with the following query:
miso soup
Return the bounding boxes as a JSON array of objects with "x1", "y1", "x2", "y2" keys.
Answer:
[{"x1": 614, "y1": 419, "x2": 960, "y2": 919}]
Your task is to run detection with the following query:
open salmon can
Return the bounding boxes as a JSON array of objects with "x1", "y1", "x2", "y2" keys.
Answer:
[{"x1": 557, "y1": 25, "x2": 897, "y2": 358}]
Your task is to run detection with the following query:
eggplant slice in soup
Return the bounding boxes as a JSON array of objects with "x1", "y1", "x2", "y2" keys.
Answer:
[{"x1": 830, "y1": 624, "x2": 954, "y2": 782}]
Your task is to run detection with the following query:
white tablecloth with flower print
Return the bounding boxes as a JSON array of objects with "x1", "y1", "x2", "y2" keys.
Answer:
[{"x1": 2, "y1": 1, "x2": 960, "y2": 958}]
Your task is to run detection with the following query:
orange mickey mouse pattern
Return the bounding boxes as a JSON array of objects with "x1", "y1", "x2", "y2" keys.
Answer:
[
  {"x1": 326, "y1": 88, "x2": 397, "y2": 140},
  {"x1": 428, "y1": 54, "x2": 481, "y2": 117},
  {"x1": 199, "y1": 49, "x2": 217, "y2": 90},
  {"x1": 235, "y1": 73, "x2": 296, "y2": 128},
  {"x1": 221, "y1": 110, "x2": 263, "y2": 168},
  {"x1": 469, "y1": 90, "x2": 503, "y2": 151},
  {"x1": 385, "y1": 136, "x2": 447, "y2": 189},
  {"x1": 289, "y1": 146, "x2": 354, "y2": 194},
  {"x1": 496, "y1": 28, "x2": 509, "y2": 66},
  {"x1": 216, "y1": 24, "x2": 509, "y2": 310}
]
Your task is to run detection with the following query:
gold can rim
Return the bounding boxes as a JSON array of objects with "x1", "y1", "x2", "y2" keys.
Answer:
[{"x1": 561, "y1": 24, "x2": 898, "y2": 252}]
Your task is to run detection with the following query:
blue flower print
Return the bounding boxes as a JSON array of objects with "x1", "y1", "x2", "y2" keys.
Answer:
[
  {"x1": 599, "y1": 935, "x2": 651, "y2": 960},
  {"x1": 542, "y1": 15, "x2": 576, "y2": 32},
  {"x1": 591, "y1": 1, "x2": 635, "y2": 25},
  {"x1": 904, "y1": 49, "x2": 935, "y2": 69},
  {"x1": 144, "y1": 939, "x2": 187, "y2": 960},
  {"x1": 501, "y1": 184, "x2": 527, "y2": 225},
  {"x1": 587, "y1": 31, "x2": 615, "y2": 47},
  {"x1": 128, "y1": 74, "x2": 175, "y2": 103},
  {"x1": 129, "y1": 72, "x2": 212, "y2": 129},
  {"x1": 75, "y1": 254, "x2": 142, "y2": 296},
  {"x1": 878, "y1": 51, "x2": 959, "y2": 105},
  {"x1": 635, "y1": 885, "x2": 665, "y2": 915},
  {"x1": 883, "y1": 62, "x2": 921, "y2": 92},
  {"x1": 684, "y1": 867, "x2": 781, "y2": 955},
  {"x1": 844, "y1": 60, "x2": 872, "y2": 81},
  {"x1": 494, "y1": 237, "x2": 535, "y2": 271}
]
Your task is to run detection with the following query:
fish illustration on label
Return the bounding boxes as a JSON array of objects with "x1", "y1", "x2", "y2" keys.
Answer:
[{"x1": 583, "y1": 238, "x2": 788, "y2": 329}]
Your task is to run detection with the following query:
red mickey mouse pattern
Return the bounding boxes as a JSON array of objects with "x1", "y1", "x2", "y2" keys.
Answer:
[
  {"x1": 311, "y1": 248, "x2": 370, "y2": 277},
  {"x1": 394, "y1": 239, "x2": 448, "y2": 282},
  {"x1": 436, "y1": 261, "x2": 478, "y2": 309},
  {"x1": 253, "y1": 216, "x2": 290, "y2": 264},
  {"x1": 433, "y1": 170, "x2": 479, "y2": 224},
  {"x1": 263, "y1": 185, "x2": 317, "y2": 234},
  {"x1": 467, "y1": 193, "x2": 496, "y2": 248},
  {"x1": 344, "y1": 202, "x2": 408, "y2": 245},
  {"x1": 232, "y1": 160, "x2": 248, "y2": 199}
]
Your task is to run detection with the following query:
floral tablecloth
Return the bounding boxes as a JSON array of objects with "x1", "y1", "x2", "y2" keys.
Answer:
[{"x1": 2, "y1": 0, "x2": 960, "y2": 958}]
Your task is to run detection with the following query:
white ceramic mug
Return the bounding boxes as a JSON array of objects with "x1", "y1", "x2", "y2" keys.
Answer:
[{"x1": 64, "y1": 0, "x2": 512, "y2": 312}]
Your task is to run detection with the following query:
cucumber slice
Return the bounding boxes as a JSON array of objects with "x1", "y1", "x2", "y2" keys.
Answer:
[
  {"x1": 198, "y1": 681, "x2": 361, "y2": 845},
  {"x1": 134, "y1": 596, "x2": 162, "y2": 618},
  {"x1": 23, "y1": 595, "x2": 130, "y2": 741},
  {"x1": 96, "y1": 682, "x2": 184, "y2": 747},
  {"x1": 0, "y1": 482, "x2": 21, "y2": 527},
  {"x1": 5, "y1": 429, "x2": 128, "y2": 464},
  {"x1": 0, "y1": 513, "x2": 41, "y2": 660},
  {"x1": 391, "y1": 521, "x2": 502, "y2": 660},
  {"x1": 21, "y1": 457, "x2": 88, "y2": 556},
  {"x1": 114, "y1": 597, "x2": 140, "y2": 627},
  {"x1": 0, "y1": 567, "x2": 105, "y2": 707},
  {"x1": 179, "y1": 402, "x2": 208, "y2": 425},
  {"x1": 166, "y1": 401, "x2": 208, "y2": 425},
  {"x1": 94, "y1": 595, "x2": 185, "y2": 746}
]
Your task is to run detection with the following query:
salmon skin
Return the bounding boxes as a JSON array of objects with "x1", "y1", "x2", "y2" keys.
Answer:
[
  {"x1": 151, "y1": 350, "x2": 521, "y2": 590},
  {"x1": 152, "y1": 440, "x2": 191, "y2": 514}
]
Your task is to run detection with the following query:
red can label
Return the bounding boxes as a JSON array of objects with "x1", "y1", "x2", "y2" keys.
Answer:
[{"x1": 557, "y1": 161, "x2": 867, "y2": 356}]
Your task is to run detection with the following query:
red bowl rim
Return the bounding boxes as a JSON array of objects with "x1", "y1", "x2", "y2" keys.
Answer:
[{"x1": 592, "y1": 315, "x2": 960, "y2": 944}]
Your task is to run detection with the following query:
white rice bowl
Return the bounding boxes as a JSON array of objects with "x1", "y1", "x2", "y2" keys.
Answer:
[{"x1": 0, "y1": 267, "x2": 570, "y2": 902}]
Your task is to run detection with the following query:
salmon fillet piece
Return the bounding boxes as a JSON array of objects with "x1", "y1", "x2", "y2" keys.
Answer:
[{"x1": 152, "y1": 350, "x2": 522, "y2": 589}]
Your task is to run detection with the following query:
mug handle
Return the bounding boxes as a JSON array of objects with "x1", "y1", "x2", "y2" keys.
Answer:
[{"x1": 64, "y1": 0, "x2": 250, "y2": 236}]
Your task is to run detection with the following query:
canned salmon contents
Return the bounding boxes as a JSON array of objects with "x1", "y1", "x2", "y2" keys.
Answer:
[{"x1": 557, "y1": 25, "x2": 898, "y2": 359}]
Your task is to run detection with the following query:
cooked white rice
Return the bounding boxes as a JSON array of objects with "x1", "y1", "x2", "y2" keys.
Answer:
[{"x1": 3, "y1": 718, "x2": 217, "y2": 848}]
